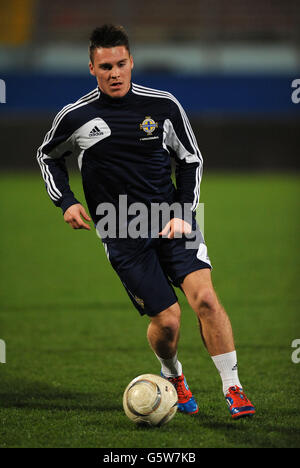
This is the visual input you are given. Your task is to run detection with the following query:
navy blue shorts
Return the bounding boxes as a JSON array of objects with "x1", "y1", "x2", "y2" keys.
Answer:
[{"x1": 102, "y1": 228, "x2": 212, "y2": 317}]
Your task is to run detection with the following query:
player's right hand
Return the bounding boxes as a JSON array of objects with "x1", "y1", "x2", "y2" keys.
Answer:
[{"x1": 63, "y1": 203, "x2": 92, "y2": 230}]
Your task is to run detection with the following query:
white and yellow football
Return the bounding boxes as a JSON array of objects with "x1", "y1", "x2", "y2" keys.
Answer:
[{"x1": 123, "y1": 373, "x2": 178, "y2": 427}]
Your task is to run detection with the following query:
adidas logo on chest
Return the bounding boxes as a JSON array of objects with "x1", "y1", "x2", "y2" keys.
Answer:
[
  {"x1": 70, "y1": 117, "x2": 111, "y2": 156},
  {"x1": 89, "y1": 125, "x2": 104, "y2": 137}
]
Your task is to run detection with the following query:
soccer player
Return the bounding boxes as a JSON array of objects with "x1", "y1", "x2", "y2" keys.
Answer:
[{"x1": 37, "y1": 24, "x2": 255, "y2": 419}]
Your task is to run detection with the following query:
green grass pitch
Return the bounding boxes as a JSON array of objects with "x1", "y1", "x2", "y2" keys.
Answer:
[{"x1": 0, "y1": 171, "x2": 299, "y2": 448}]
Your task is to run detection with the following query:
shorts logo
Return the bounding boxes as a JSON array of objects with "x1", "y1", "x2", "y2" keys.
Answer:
[
  {"x1": 139, "y1": 116, "x2": 158, "y2": 136},
  {"x1": 134, "y1": 295, "x2": 145, "y2": 308}
]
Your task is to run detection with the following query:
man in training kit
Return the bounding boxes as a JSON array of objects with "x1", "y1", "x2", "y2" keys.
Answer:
[{"x1": 37, "y1": 24, "x2": 255, "y2": 419}]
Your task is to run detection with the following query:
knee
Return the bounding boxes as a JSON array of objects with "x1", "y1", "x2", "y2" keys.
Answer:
[
  {"x1": 151, "y1": 304, "x2": 181, "y2": 339},
  {"x1": 161, "y1": 316, "x2": 180, "y2": 340},
  {"x1": 192, "y1": 287, "x2": 221, "y2": 320}
]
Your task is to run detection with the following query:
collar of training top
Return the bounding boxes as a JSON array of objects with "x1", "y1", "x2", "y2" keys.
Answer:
[{"x1": 98, "y1": 82, "x2": 134, "y2": 106}]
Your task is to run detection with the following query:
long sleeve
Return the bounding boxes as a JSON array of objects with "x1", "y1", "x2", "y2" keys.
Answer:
[
  {"x1": 164, "y1": 98, "x2": 203, "y2": 212},
  {"x1": 36, "y1": 112, "x2": 80, "y2": 213}
]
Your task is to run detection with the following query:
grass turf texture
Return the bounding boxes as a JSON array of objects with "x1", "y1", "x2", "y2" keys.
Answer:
[{"x1": 0, "y1": 171, "x2": 299, "y2": 448}]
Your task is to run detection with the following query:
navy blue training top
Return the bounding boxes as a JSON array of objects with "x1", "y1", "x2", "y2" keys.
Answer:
[{"x1": 37, "y1": 82, "x2": 203, "y2": 228}]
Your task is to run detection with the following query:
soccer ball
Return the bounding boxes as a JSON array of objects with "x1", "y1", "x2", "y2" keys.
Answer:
[{"x1": 123, "y1": 373, "x2": 178, "y2": 427}]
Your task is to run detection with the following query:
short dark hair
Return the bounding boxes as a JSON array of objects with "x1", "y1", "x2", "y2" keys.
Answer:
[{"x1": 89, "y1": 24, "x2": 130, "y2": 62}]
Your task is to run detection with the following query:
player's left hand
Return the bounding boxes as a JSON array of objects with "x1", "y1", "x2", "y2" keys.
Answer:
[{"x1": 159, "y1": 218, "x2": 192, "y2": 239}]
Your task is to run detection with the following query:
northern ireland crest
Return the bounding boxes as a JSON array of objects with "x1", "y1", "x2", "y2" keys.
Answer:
[{"x1": 139, "y1": 116, "x2": 158, "y2": 136}]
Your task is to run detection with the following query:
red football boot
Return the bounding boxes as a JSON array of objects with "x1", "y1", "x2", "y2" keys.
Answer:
[{"x1": 225, "y1": 386, "x2": 256, "y2": 419}]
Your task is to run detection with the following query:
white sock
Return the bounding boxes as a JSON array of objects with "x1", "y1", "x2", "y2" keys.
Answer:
[
  {"x1": 155, "y1": 352, "x2": 182, "y2": 378},
  {"x1": 211, "y1": 351, "x2": 242, "y2": 395}
]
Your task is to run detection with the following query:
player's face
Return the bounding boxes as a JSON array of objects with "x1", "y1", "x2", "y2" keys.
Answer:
[{"x1": 89, "y1": 46, "x2": 134, "y2": 98}]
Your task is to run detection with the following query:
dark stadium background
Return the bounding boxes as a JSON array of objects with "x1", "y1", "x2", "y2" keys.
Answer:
[{"x1": 0, "y1": 0, "x2": 299, "y2": 170}]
